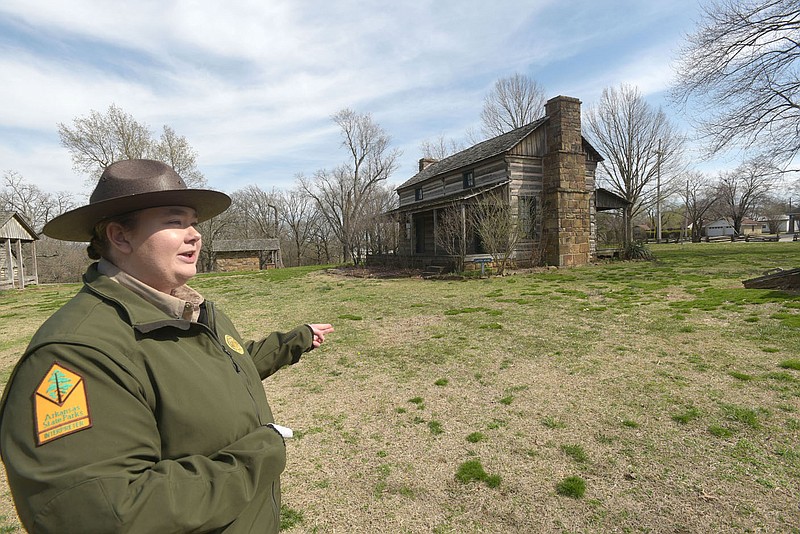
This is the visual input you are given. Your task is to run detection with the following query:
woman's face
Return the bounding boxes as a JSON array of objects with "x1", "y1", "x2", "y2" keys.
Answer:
[{"x1": 112, "y1": 206, "x2": 202, "y2": 293}]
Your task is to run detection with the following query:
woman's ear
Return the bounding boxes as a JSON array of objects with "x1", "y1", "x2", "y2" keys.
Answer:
[{"x1": 106, "y1": 222, "x2": 134, "y2": 255}]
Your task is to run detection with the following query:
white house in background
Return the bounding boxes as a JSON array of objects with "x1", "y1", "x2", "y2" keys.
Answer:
[
  {"x1": 748, "y1": 212, "x2": 800, "y2": 234},
  {"x1": 703, "y1": 218, "x2": 763, "y2": 237},
  {"x1": 766, "y1": 213, "x2": 800, "y2": 233}
]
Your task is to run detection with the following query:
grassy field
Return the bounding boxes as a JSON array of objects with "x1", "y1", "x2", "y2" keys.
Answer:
[{"x1": 1, "y1": 242, "x2": 799, "y2": 533}]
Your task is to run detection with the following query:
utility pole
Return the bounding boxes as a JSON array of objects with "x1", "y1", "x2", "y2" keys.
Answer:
[
  {"x1": 656, "y1": 139, "x2": 662, "y2": 244},
  {"x1": 267, "y1": 204, "x2": 279, "y2": 237}
]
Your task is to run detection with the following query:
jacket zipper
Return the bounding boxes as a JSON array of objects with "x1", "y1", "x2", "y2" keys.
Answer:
[
  {"x1": 205, "y1": 302, "x2": 264, "y2": 425},
  {"x1": 205, "y1": 301, "x2": 240, "y2": 372}
]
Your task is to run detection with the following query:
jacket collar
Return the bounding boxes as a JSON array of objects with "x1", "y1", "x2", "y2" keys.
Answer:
[
  {"x1": 83, "y1": 263, "x2": 195, "y2": 333},
  {"x1": 97, "y1": 259, "x2": 202, "y2": 321}
]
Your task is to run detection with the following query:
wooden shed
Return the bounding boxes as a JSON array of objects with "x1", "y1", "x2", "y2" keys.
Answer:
[
  {"x1": 1, "y1": 211, "x2": 39, "y2": 289},
  {"x1": 212, "y1": 238, "x2": 282, "y2": 272}
]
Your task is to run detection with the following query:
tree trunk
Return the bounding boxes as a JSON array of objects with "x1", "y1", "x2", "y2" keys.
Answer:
[{"x1": 624, "y1": 205, "x2": 634, "y2": 246}]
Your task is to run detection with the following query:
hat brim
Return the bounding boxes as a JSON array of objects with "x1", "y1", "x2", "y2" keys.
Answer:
[{"x1": 43, "y1": 189, "x2": 232, "y2": 242}]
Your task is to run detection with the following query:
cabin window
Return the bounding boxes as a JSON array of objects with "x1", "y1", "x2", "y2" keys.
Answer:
[
  {"x1": 415, "y1": 187, "x2": 423, "y2": 201},
  {"x1": 463, "y1": 171, "x2": 474, "y2": 189}
]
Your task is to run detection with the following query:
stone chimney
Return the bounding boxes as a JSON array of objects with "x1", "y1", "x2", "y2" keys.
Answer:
[
  {"x1": 541, "y1": 96, "x2": 591, "y2": 267},
  {"x1": 419, "y1": 158, "x2": 437, "y2": 172}
]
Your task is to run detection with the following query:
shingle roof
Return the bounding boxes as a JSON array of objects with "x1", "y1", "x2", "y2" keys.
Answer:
[
  {"x1": 396, "y1": 118, "x2": 548, "y2": 191},
  {"x1": 212, "y1": 238, "x2": 280, "y2": 252}
]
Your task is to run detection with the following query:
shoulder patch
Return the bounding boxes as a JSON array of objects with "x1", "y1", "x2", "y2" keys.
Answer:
[
  {"x1": 225, "y1": 334, "x2": 245, "y2": 355},
  {"x1": 33, "y1": 362, "x2": 92, "y2": 445}
]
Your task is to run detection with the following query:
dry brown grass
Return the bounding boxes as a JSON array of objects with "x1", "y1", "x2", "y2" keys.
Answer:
[{"x1": 1, "y1": 243, "x2": 799, "y2": 532}]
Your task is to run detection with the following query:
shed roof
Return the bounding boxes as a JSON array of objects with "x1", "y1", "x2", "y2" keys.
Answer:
[
  {"x1": 212, "y1": 238, "x2": 280, "y2": 252},
  {"x1": 0, "y1": 211, "x2": 39, "y2": 241}
]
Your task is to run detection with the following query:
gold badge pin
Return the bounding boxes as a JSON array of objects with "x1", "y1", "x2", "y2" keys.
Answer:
[
  {"x1": 34, "y1": 362, "x2": 92, "y2": 445},
  {"x1": 225, "y1": 334, "x2": 245, "y2": 354}
]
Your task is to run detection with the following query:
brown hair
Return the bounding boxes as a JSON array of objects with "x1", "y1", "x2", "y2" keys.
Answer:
[{"x1": 86, "y1": 211, "x2": 140, "y2": 260}]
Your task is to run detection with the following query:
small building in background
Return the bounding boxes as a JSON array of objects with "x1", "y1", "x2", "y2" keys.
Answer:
[
  {"x1": 1, "y1": 211, "x2": 39, "y2": 289},
  {"x1": 704, "y1": 218, "x2": 763, "y2": 237},
  {"x1": 212, "y1": 238, "x2": 282, "y2": 272}
]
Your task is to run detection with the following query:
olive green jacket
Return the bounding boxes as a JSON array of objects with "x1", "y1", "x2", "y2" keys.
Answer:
[{"x1": 0, "y1": 264, "x2": 312, "y2": 533}]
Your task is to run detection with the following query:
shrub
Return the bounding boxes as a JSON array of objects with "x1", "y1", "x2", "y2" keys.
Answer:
[{"x1": 622, "y1": 241, "x2": 654, "y2": 261}]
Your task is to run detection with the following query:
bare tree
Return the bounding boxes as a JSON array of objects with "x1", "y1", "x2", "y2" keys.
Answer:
[
  {"x1": 35, "y1": 238, "x2": 89, "y2": 283},
  {"x1": 713, "y1": 157, "x2": 779, "y2": 234},
  {"x1": 150, "y1": 126, "x2": 207, "y2": 187},
  {"x1": 301, "y1": 109, "x2": 400, "y2": 263},
  {"x1": 278, "y1": 186, "x2": 319, "y2": 267},
  {"x1": 1, "y1": 170, "x2": 75, "y2": 231},
  {"x1": 1, "y1": 171, "x2": 88, "y2": 282},
  {"x1": 679, "y1": 171, "x2": 719, "y2": 242},
  {"x1": 309, "y1": 218, "x2": 336, "y2": 265},
  {"x1": 480, "y1": 73, "x2": 547, "y2": 138},
  {"x1": 470, "y1": 189, "x2": 521, "y2": 275},
  {"x1": 758, "y1": 194, "x2": 791, "y2": 233},
  {"x1": 584, "y1": 84, "x2": 685, "y2": 245},
  {"x1": 58, "y1": 104, "x2": 151, "y2": 181},
  {"x1": 434, "y1": 204, "x2": 470, "y2": 272},
  {"x1": 59, "y1": 104, "x2": 206, "y2": 186},
  {"x1": 672, "y1": 0, "x2": 800, "y2": 168},
  {"x1": 356, "y1": 183, "x2": 399, "y2": 259},
  {"x1": 229, "y1": 185, "x2": 280, "y2": 238},
  {"x1": 196, "y1": 212, "x2": 232, "y2": 272},
  {"x1": 419, "y1": 134, "x2": 464, "y2": 160}
]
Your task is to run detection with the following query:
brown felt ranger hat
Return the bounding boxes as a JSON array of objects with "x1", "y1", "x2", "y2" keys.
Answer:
[{"x1": 43, "y1": 159, "x2": 231, "y2": 242}]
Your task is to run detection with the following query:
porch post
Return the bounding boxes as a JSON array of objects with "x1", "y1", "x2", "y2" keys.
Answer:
[
  {"x1": 15, "y1": 239, "x2": 24, "y2": 289},
  {"x1": 433, "y1": 209, "x2": 438, "y2": 255},
  {"x1": 460, "y1": 204, "x2": 466, "y2": 248},
  {"x1": 31, "y1": 240, "x2": 39, "y2": 285},
  {"x1": 410, "y1": 213, "x2": 415, "y2": 256},
  {"x1": 4, "y1": 239, "x2": 12, "y2": 285}
]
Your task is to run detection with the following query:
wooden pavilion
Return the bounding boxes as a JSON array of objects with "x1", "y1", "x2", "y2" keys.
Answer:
[{"x1": 1, "y1": 211, "x2": 39, "y2": 289}]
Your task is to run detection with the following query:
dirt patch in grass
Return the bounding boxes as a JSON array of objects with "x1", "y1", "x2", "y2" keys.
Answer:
[{"x1": 327, "y1": 265, "x2": 424, "y2": 279}]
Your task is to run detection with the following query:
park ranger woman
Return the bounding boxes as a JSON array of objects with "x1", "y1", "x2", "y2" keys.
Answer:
[{"x1": 0, "y1": 159, "x2": 333, "y2": 533}]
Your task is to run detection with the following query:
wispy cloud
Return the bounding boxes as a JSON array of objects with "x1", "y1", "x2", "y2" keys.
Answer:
[{"x1": 1, "y1": 0, "x2": 708, "y2": 194}]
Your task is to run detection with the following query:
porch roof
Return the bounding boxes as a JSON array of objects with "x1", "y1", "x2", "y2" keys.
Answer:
[{"x1": 595, "y1": 188, "x2": 630, "y2": 211}]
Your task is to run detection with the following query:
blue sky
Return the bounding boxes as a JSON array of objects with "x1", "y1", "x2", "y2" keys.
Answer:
[{"x1": 0, "y1": 0, "x2": 715, "y2": 198}]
